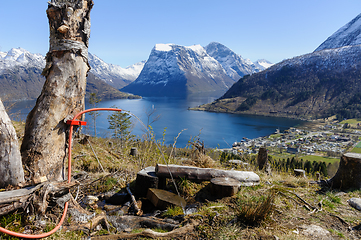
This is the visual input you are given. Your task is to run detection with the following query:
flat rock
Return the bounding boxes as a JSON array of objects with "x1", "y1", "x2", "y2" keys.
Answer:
[
  {"x1": 348, "y1": 198, "x2": 361, "y2": 211},
  {"x1": 300, "y1": 224, "x2": 330, "y2": 238}
]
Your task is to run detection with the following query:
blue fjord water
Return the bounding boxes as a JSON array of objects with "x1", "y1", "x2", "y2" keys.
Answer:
[{"x1": 6, "y1": 94, "x2": 304, "y2": 149}]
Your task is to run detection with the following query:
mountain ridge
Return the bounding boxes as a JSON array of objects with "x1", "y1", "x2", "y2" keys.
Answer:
[
  {"x1": 0, "y1": 48, "x2": 141, "y2": 101},
  {"x1": 121, "y1": 42, "x2": 271, "y2": 97},
  {"x1": 196, "y1": 14, "x2": 361, "y2": 120}
]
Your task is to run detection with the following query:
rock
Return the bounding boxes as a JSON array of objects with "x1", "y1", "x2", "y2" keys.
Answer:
[
  {"x1": 83, "y1": 195, "x2": 99, "y2": 205},
  {"x1": 300, "y1": 224, "x2": 330, "y2": 238},
  {"x1": 211, "y1": 177, "x2": 241, "y2": 198},
  {"x1": 347, "y1": 198, "x2": 361, "y2": 211},
  {"x1": 335, "y1": 192, "x2": 347, "y2": 197},
  {"x1": 147, "y1": 188, "x2": 186, "y2": 210},
  {"x1": 228, "y1": 160, "x2": 250, "y2": 168},
  {"x1": 294, "y1": 169, "x2": 306, "y2": 178}
]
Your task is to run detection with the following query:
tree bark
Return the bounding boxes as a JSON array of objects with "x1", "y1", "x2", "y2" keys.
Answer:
[
  {"x1": 328, "y1": 152, "x2": 361, "y2": 190},
  {"x1": 0, "y1": 99, "x2": 25, "y2": 187},
  {"x1": 21, "y1": 0, "x2": 93, "y2": 182}
]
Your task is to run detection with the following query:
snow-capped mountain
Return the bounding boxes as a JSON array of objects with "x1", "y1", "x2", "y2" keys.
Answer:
[
  {"x1": 0, "y1": 48, "x2": 45, "y2": 73},
  {"x1": 204, "y1": 42, "x2": 268, "y2": 80},
  {"x1": 254, "y1": 59, "x2": 274, "y2": 70},
  {"x1": 203, "y1": 13, "x2": 361, "y2": 119},
  {"x1": 88, "y1": 53, "x2": 145, "y2": 89},
  {"x1": 0, "y1": 48, "x2": 144, "y2": 88},
  {"x1": 0, "y1": 48, "x2": 143, "y2": 100},
  {"x1": 315, "y1": 13, "x2": 361, "y2": 52},
  {"x1": 121, "y1": 43, "x2": 236, "y2": 97}
]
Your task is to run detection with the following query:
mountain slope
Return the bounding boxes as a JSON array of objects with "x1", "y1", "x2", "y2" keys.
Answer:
[
  {"x1": 121, "y1": 44, "x2": 235, "y2": 97},
  {"x1": 86, "y1": 72, "x2": 140, "y2": 99},
  {"x1": 0, "y1": 48, "x2": 140, "y2": 101},
  {"x1": 204, "y1": 42, "x2": 266, "y2": 80},
  {"x1": 199, "y1": 45, "x2": 361, "y2": 120},
  {"x1": 315, "y1": 13, "x2": 361, "y2": 51},
  {"x1": 197, "y1": 14, "x2": 361, "y2": 120},
  {"x1": 88, "y1": 53, "x2": 144, "y2": 89}
]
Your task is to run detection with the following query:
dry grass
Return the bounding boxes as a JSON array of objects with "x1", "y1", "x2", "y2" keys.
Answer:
[
  {"x1": 3, "y1": 123, "x2": 361, "y2": 239},
  {"x1": 235, "y1": 190, "x2": 276, "y2": 226}
]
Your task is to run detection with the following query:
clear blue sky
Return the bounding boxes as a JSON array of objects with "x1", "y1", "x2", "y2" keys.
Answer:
[{"x1": 1, "y1": 1, "x2": 360, "y2": 68}]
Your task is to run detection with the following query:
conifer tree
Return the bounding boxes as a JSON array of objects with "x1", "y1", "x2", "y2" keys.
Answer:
[{"x1": 107, "y1": 107, "x2": 134, "y2": 145}]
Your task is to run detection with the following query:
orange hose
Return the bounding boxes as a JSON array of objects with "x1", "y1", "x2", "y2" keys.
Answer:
[{"x1": 0, "y1": 108, "x2": 122, "y2": 238}]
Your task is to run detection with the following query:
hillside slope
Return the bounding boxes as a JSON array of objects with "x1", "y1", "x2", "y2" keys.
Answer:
[
  {"x1": 198, "y1": 45, "x2": 361, "y2": 120},
  {"x1": 197, "y1": 14, "x2": 361, "y2": 120}
]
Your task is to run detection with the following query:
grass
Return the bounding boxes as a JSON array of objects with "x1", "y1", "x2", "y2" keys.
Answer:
[
  {"x1": 350, "y1": 147, "x2": 361, "y2": 153},
  {"x1": 161, "y1": 206, "x2": 184, "y2": 218},
  {"x1": 235, "y1": 190, "x2": 276, "y2": 226},
  {"x1": 270, "y1": 152, "x2": 339, "y2": 164},
  {"x1": 4, "y1": 120, "x2": 361, "y2": 239},
  {"x1": 340, "y1": 118, "x2": 361, "y2": 125}
]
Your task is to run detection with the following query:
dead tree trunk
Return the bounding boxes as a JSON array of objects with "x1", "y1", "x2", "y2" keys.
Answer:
[
  {"x1": 0, "y1": 99, "x2": 25, "y2": 187},
  {"x1": 328, "y1": 152, "x2": 361, "y2": 190},
  {"x1": 21, "y1": 0, "x2": 93, "y2": 182}
]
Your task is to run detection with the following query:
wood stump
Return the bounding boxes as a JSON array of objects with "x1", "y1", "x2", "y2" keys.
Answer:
[
  {"x1": 257, "y1": 147, "x2": 268, "y2": 170},
  {"x1": 328, "y1": 152, "x2": 361, "y2": 190},
  {"x1": 130, "y1": 147, "x2": 138, "y2": 157},
  {"x1": 135, "y1": 167, "x2": 166, "y2": 197},
  {"x1": 211, "y1": 177, "x2": 241, "y2": 198},
  {"x1": 294, "y1": 169, "x2": 306, "y2": 178}
]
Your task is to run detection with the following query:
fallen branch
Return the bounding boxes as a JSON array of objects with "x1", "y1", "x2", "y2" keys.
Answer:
[
  {"x1": 63, "y1": 212, "x2": 110, "y2": 233},
  {"x1": 91, "y1": 219, "x2": 197, "y2": 240},
  {"x1": 0, "y1": 196, "x2": 31, "y2": 216},
  {"x1": 126, "y1": 184, "x2": 142, "y2": 216},
  {"x1": 0, "y1": 181, "x2": 78, "y2": 217},
  {"x1": 87, "y1": 138, "x2": 105, "y2": 173},
  {"x1": 287, "y1": 191, "x2": 317, "y2": 211}
]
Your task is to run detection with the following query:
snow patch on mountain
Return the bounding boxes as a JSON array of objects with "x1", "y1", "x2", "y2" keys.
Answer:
[
  {"x1": 204, "y1": 42, "x2": 271, "y2": 81},
  {"x1": 88, "y1": 53, "x2": 144, "y2": 84},
  {"x1": 0, "y1": 48, "x2": 45, "y2": 74},
  {"x1": 125, "y1": 43, "x2": 235, "y2": 94},
  {"x1": 0, "y1": 48, "x2": 144, "y2": 88},
  {"x1": 155, "y1": 43, "x2": 173, "y2": 52},
  {"x1": 254, "y1": 59, "x2": 274, "y2": 69},
  {"x1": 273, "y1": 45, "x2": 361, "y2": 73},
  {"x1": 315, "y1": 13, "x2": 361, "y2": 52}
]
